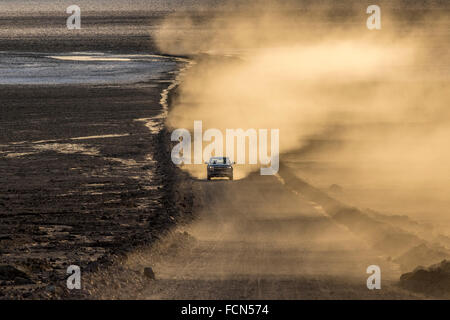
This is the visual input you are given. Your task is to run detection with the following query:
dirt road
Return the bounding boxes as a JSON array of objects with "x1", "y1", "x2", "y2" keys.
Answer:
[{"x1": 87, "y1": 171, "x2": 423, "y2": 299}]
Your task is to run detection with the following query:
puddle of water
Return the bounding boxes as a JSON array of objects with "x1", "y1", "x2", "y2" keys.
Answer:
[
  {"x1": 47, "y1": 56, "x2": 132, "y2": 62},
  {"x1": 0, "y1": 52, "x2": 179, "y2": 85}
]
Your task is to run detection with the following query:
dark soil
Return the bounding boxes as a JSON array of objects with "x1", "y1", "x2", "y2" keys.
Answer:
[{"x1": 0, "y1": 82, "x2": 193, "y2": 299}]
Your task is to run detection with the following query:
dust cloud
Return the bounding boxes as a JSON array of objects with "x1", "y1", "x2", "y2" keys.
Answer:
[{"x1": 156, "y1": 1, "x2": 449, "y2": 222}]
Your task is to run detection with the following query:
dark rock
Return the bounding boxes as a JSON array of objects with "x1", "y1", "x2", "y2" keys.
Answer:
[
  {"x1": 0, "y1": 265, "x2": 31, "y2": 281},
  {"x1": 23, "y1": 292, "x2": 33, "y2": 299},
  {"x1": 46, "y1": 285, "x2": 56, "y2": 292},
  {"x1": 400, "y1": 259, "x2": 450, "y2": 297},
  {"x1": 143, "y1": 267, "x2": 155, "y2": 280}
]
